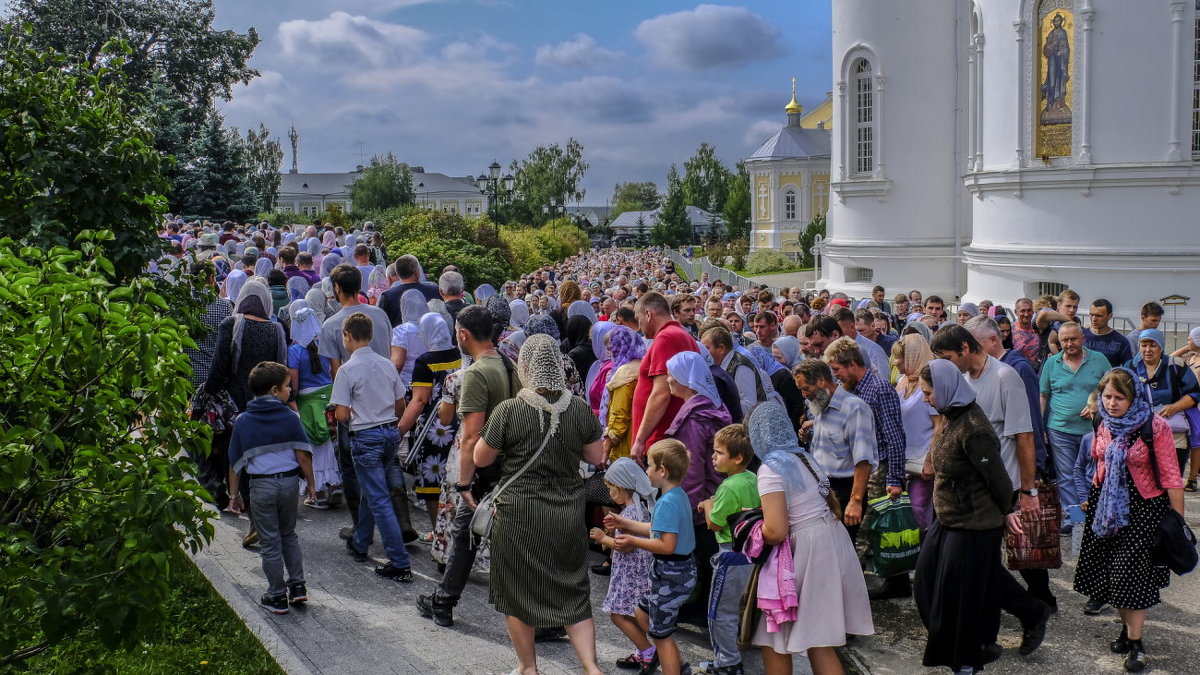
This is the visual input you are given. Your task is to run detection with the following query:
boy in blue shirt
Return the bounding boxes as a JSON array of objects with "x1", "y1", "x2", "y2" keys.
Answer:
[
  {"x1": 228, "y1": 362, "x2": 316, "y2": 615},
  {"x1": 612, "y1": 439, "x2": 697, "y2": 675}
]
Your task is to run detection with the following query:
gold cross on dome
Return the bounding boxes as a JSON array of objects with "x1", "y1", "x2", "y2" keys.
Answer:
[{"x1": 791, "y1": 76, "x2": 797, "y2": 97}]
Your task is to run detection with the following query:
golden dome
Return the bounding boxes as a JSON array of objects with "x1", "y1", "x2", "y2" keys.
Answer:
[{"x1": 785, "y1": 76, "x2": 803, "y2": 114}]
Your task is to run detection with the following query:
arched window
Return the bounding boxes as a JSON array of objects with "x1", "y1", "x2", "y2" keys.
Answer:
[
  {"x1": 853, "y1": 59, "x2": 874, "y2": 175},
  {"x1": 784, "y1": 188, "x2": 796, "y2": 220}
]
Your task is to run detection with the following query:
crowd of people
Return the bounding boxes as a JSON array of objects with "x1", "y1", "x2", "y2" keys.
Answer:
[{"x1": 168, "y1": 216, "x2": 1194, "y2": 675}]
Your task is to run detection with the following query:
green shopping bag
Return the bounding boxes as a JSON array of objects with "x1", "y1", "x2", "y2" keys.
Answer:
[{"x1": 866, "y1": 493, "x2": 921, "y2": 577}]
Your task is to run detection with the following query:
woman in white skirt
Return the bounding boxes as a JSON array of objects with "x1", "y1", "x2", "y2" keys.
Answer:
[{"x1": 745, "y1": 402, "x2": 874, "y2": 675}]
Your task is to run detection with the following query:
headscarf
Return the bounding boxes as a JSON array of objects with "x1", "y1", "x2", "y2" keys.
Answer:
[
  {"x1": 1092, "y1": 367, "x2": 1154, "y2": 538},
  {"x1": 564, "y1": 314, "x2": 593, "y2": 353},
  {"x1": 605, "y1": 457, "x2": 656, "y2": 513},
  {"x1": 286, "y1": 275, "x2": 311, "y2": 302},
  {"x1": 509, "y1": 299, "x2": 530, "y2": 328},
  {"x1": 401, "y1": 288, "x2": 430, "y2": 326},
  {"x1": 903, "y1": 319, "x2": 934, "y2": 344},
  {"x1": 896, "y1": 333, "x2": 935, "y2": 379},
  {"x1": 584, "y1": 321, "x2": 617, "y2": 399},
  {"x1": 748, "y1": 344, "x2": 786, "y2": 376},
  {"x1": 958, "y1": 302, "x2": 980, "y2": 319},
  {"x1": 289, "y1": 299, "x2": 321, "y2": 348},
  {"x1": 485, "y1": 295, "x2": 511, "y2": 341},
  {"x1": 224, "y1": 269, "x2": 248, "y2": 303},
  {"x1": 306, "y1": 238, "x2": 320, "y2": 257},
  {"x1": 666, "y1": 351, "x2": 721, "y2": 406},
  {"x1": 1190, "y1": 326, "x2": 1200, "y2": 348},
  {"x1": 516, "y1": 333, "x2": 574, "y2": 436},
  {"x1": 1136, "y1": 328, "x2": 1166, "y2": 355},
  {"x1": 567, "y1": 300, "x2": 597, "y2": 324},
  {"x1": 926, "y1": 358, "x2": 975, "y2": 413},
  {"x1": 319, "y1": 252, "x2": 342, "y2": 278},
  {"x1": 305, "y1": 287, "x2": 331, "y2": 323},
  {"x1": 368, "y1": 265, "x2": 388, "y2": 299},
  {"x1": 746, "y1": 400, "x2": 828, "y2": 497},
  {"x1": 418, "y1": 312, "x2": 453, "y2": 352},
  {"x1": 772, "y1": 336, "x2": 803, "y2": 369},
  {"x1": 474, "y1": 284, "x2": 497, "y2": 302},
  {"x1": 231, "y1": 279, "x2": 285, "y2": 367},
  {"x1": 253, "y1": 257, "x2": 274, "y2": 278},
  {"x1": 526, "y1": 314, "x2": 560, "y2": 341},
  {"x1": 322, "y1": 230, "x2": 337, "y2": 249},
  {"x1": 345, "y1": 234, "x2": 357, "y2": 249}
]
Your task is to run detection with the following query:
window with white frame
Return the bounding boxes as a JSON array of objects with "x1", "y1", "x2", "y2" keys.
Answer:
[
  {"x1": 854, "y1": 59, "x2": 874, "y2": 175},
  {"x1": 784, "y1": 188, "x2": 796, "y2": 219}
]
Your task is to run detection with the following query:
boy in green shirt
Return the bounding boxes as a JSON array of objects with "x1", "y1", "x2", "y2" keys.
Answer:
[{"x1": 696, "y1": 425, "x2": 760, "y2": 675}]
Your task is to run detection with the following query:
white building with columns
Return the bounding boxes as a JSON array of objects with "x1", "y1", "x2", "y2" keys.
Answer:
[{"x1": 821, "y1": 0, "x2": 1200, "y2": 319}]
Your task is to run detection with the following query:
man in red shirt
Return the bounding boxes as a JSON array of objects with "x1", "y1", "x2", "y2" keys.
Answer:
[{"x1": 630, "y1": 291, "x2": 699, "y2": 461}]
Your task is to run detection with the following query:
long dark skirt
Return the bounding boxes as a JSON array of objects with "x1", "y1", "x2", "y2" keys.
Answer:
[{"x1": 914, "y1": 521, "x2": 1004, "y2": 671}]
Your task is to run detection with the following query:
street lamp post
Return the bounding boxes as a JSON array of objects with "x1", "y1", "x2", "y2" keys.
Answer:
[{"x1": 476, "y1": 160, "x2": 514, "y2": 236}]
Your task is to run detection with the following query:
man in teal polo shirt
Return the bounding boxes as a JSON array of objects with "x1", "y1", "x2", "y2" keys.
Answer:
[{"x1": 1039, "y1": 322, "x2": 1110, "y2": 515}]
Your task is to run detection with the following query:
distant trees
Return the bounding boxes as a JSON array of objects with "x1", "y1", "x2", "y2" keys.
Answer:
[
  {"x1": 652, "y1": 165, "x2": 692, "y2": 247},
  {"x1": 722, "y1": 163, "x2": 751, "y2": 241},
  {"x1": 506, "y1": 138, "x2": 589, "y2": 226},
  {"x1": 350, "y1": 153, "x2": 416, "y2": 212},
  {"x1": 681, "y1": 142, "x2": 732, "y2": 215},
  {"x1": 611, "y1": 181, "x2": 660, "y2": 218}
]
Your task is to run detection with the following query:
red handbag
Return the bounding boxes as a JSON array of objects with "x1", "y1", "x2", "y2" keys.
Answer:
[{"x1": 1005, "y1": 480, "x2": 1063, "y2": 570}]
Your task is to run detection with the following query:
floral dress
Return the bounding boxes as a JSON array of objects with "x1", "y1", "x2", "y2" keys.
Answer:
[
  {"x1": 430, "y1": 366, "x2": 490, "y2": 571},
  {"x1": 409, "y1": 347, "x2": 462, "y2": 498},
  {"x1": 601, "y1": 499, "x2": 652, "y2": 616}
]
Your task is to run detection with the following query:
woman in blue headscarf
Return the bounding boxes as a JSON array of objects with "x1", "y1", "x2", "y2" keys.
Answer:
[
  {"x1": 744, "y1": 400, "x2": 873, "y2": 674},
  {"x1": 913, "y1": 358, "x2": 1018, "y2": 675},
  {"x1": 390, "y1": 289, "x2": 430, "y2": 390},
  {"x1": 664, "y1": 351, "x2": 731, "y2": 515},
  {"x1": 749, "y1": 344, "x2": 804, "y2": 431},
  {"x1": 319, "y1": 252, "x2": 342, "y2": 279},
  {"x1": 1073, "y1": 367, "x2": 1183, "y2": 673},
  {"x1": 1123, "y1": 328, "x2": 1200, "y2": 479}
]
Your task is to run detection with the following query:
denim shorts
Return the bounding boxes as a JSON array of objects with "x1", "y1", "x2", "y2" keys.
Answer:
[{"x1": 637, "y1": 556, "x2": 697, "y2": 639}]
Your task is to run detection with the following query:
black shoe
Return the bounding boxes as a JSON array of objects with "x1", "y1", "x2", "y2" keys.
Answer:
[
  {"x1": 287, "y1": 582, "x2": 307, "y2": 606},
  {"x1": 591, "y1": 561, "x2": 611, "y2": 576},
  {"x1": 1018, "y1": 605, "x2": 1051, "y2": 656},
  {"x1": 345, "y1": 539, "x2": 368, "y2": 563},
  {"x1": 402, "y1": 529, "x2": 420, "y2": 544},
  {"x1": 981, "y1": 642, "x2": 1003, "y2": 665},
  {"x1": 1124, "y1": 639, "x2": 1146, "y2": 672},
  {"x1": 1084, "y1": 597, "x2": 1110, "y2": 615},
  {"x1": 616, "y1": 653, "x2": 644, "y2": 670},
  {"x1": 417, "y1": 592, "x2": 455, "y2": 627},
  {"x1": 637, "y1": 651, "x2": 659, "y2": 675},
  {"x1": 260, "y1": 593, "x2": 289, "y2": 615},
  {"x1": 1111, "y1": 626, "x2": 1131, "y2": 654},
  {"x1": 375, "y1": 562, "x2": 412, "y2": 582},
  {"x1": 534, "y1": 626, "x2": 566, "y2": 642},
  {"x1": 868, "y1": 575, "x2": 913, "y2": 601},
  {"x1": 339, "y1": 526, "x2": 354, "y2": 541}
]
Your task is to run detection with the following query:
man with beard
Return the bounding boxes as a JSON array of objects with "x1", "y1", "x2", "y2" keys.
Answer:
[{"x1": 792, "y1": 358, "x2": 877, "y2": 542}]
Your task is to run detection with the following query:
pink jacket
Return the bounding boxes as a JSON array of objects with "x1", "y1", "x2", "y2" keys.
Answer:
[
  {"x1": 1093, "y1": 415, "x2": 1183, "y2": 498},
  {"x1": 745, "y1": 521, "x2": 797, "y2": 632}
]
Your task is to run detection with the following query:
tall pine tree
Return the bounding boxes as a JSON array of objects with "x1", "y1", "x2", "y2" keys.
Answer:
[
  {"x1": 658, "y1": 165, "x2": 691, "y2": 247},
  {"x1": 174, "y1": 109, "x2": 260, "y2": 220}
]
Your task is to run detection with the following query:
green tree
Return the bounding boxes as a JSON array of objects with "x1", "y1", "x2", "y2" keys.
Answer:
[
  {"x1": 681, "y1": 142, "x2": 732, "y2": 214},
  {"x1": 633, "y1": 214, "x2": 649, "y2": 248},
  {"x1": 173, "y1": 108, "x2": 261, "y2": 220},
  {"x1": 350, "y1": 152, "x2": 415, "y2": 212},
  {"x1": 501, "y1": 220, "x2": 590, "y2": 276},
  {"x1": 798, "y1": 213, "x2": 827, "y2": 268},
  {"x1": 380, "y1": 210, "x2": 513, "y2": 287},
  {"x1": 610, "y1": 180, "x2": 659, "y2": 218},
  {"x1": 242, "y1": 123, "x2": 283, "y2": 212},
  {"x1": 722, "y1": 162, "x2": 751, "y2": 241},
  {"x1": 0, "y1": 29, "x2": 169, "y2": 279},
  {"x1": 657, "y1": 165, "x2": 691, "y2": 247},
  {"x1": 508, "y1": 138, "x2": 588, "y2": 226}
]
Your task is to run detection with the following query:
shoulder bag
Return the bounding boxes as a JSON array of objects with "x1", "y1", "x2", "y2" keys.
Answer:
[
  {"x1": 1141, "y1": 422, "x2": 1198, "y2": 575},
  {"x1": 469, "y1": 421, "x2": 554, "y2": 545}
]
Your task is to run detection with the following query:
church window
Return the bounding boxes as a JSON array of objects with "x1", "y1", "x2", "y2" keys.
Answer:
[
  {"x1": 784, "y1": 188, "x2": 796, "y2": 219},
  {"x1": 849, "y1": 267, "x2": 874, "y2": 283},
  {"x1": 853, "y1": 59, "x2": 874, "y2": 175}
]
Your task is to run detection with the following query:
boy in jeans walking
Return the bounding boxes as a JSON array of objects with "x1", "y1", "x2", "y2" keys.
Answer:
[
  {"x1": 228, "y1": 362, "x2": 316, "y2": 614},
  {"x1": 331, "y1": 312, "x2": 413, "y2": 582}
]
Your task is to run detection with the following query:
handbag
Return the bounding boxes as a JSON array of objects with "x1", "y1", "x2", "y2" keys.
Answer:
[
  {"x1": 469, "y1": 425, "x2": 554, "y2": 544},
  {"x1": 736, "y1": 562, "x2": 763, "y2": 651},
  {"x1": 796, "y1": 452, "x2": 843, "y2": 520},
  {"x1": 1004, "y1": 480, "x2": 1063, "y2": 570},
  {"x1": 1142, "y1": 425, "x2": 1198, "y2": 575}
]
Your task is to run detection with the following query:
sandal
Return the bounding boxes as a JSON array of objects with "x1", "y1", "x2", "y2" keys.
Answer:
[
  {"x1": 1185, "y1": 480, "x2": 1197, "y2": 493},
  {"x1": 418, "y1": 531, "x2": 434, "y2": 545}
]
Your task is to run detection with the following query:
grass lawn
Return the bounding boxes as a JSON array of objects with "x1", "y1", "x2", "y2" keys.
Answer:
[{"x1": 22, "y1": 548, "x2": 283, "y2": 675}]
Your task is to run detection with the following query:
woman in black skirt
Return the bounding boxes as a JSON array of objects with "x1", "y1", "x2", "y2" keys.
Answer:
[
  {"x1": 913, "y1": 359, "x2": 1020, "y2": 675},
  {"x1": 1073, "y1": 368, "x2": 1185, "y2": 672}
]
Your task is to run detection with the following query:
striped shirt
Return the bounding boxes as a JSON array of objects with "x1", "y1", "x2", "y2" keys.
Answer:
[
  {"x1": 810, "y1": 387, "x2": 878, "y2": 478},
  {"x1": 848, "y1": 368, "x2": 907, "y2": 487}
]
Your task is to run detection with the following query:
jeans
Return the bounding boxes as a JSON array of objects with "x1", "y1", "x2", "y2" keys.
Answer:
[
  {"x1": 708, "y1": 544, "x2": 753, "y2": 667},
  {"x1": 249, "y1": 474, "x2": 304, "y2": 596},
  {"x1": 1047, "y1": 429, "x2": 1085, "y2": 509},
  {"x1": 350, "y1": 426, "x2": 411, "y2": 568}
]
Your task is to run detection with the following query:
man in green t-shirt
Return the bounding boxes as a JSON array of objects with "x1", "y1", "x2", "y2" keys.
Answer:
[
  {"x1": 418, "y1": 305, "x2": 518, "y2": 628},
  {"x1": 697, "y1": 425, "x2": 760, "y2": 675}
]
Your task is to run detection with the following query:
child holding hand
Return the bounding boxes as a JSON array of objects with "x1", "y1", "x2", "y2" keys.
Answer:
[{"x1": 589, "y1": 458, "x2": 656, "y2": 672}]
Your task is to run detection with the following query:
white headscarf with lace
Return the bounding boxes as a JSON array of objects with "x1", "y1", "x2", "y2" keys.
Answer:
[{"x1": 516, "y1": 333, "x2": 573, "y2": 437}]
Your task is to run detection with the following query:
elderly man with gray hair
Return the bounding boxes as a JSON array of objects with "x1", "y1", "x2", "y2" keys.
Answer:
[{"x1": 439, "y1": 269, "x2": 467, "y2": 330}]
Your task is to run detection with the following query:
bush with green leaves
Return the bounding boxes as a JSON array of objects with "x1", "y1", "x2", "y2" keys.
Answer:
[
  {"x1": 743, "y1": 250, "x2": 796, "y2": 275},
  {"x1": 0, "y1": 232, "x2": 213, "y2": 667},
  {"x1": 380, "y1": 210, "x2": 513, "y2": 288},
  {"x1": 500, "y1": 219, "x2": 590, "y2": 276}
]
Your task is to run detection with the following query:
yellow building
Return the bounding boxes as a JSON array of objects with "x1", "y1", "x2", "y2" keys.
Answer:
[{"x1": 744, "y1": 84, "x2": 832, "y2": 258}]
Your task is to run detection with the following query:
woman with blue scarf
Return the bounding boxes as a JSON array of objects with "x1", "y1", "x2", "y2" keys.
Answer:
[{"x1": 1073, "y1": 367, "x2": 1184, "y2": 673}]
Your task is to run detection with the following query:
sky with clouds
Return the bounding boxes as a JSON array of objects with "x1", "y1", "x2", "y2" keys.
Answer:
[{"x1": 213, "y1": 1, "x2": 831, "y2": 205}]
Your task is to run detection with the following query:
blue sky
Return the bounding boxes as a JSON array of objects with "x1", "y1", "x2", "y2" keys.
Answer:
[{"x1": 213, "y1": 1, "x2": 831, "y2": 205}]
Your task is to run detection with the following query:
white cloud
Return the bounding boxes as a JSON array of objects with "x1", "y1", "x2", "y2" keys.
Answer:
[
  {"x1": 535, "y1": 33, "x2": 623, "y2": 70},
  {"x1": 278, "y1": 12, "x2": 429, "y2": 69},
  {"x1": 743, "y1": 118, "x2": 782, "y2": 146},
  {"x1": 635, "y1": 4, "x2": 784, "y2": 71}
]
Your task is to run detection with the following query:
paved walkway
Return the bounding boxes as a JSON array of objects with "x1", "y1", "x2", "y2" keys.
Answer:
[{"x1": 194, "y1": 491, "x2": 1200, "y2": 674}]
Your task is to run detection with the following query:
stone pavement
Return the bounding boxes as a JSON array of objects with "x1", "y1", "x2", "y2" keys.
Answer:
[{"x1": 194, "y1": 490, "x2": 1200, "y2": 675}]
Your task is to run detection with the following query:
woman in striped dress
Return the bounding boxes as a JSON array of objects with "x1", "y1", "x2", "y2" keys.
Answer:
[{"x1": 474, "y1": 334, "x2": 606, "y2": 675}]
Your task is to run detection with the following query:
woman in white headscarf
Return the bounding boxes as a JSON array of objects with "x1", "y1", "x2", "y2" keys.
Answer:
[
  {"x1": 473, "y1": 334, "x2": 606, "y2": 675},
  {"x1": 913, "y1": 358, "x2": 1020, "y2": 675},
  {"x1": 253, "y1": 257, "x2": 275, "y2": 279},
  {"x1": 744, "y1": 401, "x2": 874, "y2": 674},
  {"x1": 396, "y1": 313, "x2": 462, "y2": 537},
  {"x1": 286, "y1": 299, "x2": 341, "y2": 508},
  {"x1": 499, "y1": 298, "x2": 532, "y2": 362},
  {"x1": 390, "y1": 288, "x2": 430, "y2": 390}
]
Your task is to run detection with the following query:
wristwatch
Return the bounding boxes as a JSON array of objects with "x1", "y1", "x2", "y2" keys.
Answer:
[
  {"x1": 1019, "y1": 487, "x2": 1039, "y2": 497},
  {"x1": 454, "y1": 483, "x2": 472, "y2": 493}
]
